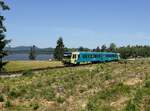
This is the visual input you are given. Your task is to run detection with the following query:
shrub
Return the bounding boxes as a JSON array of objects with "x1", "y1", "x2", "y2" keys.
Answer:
[
  {"x1": 145, "y1": 98, "x2": 150, "y2": 111},
  {"x1": 30, "y1": 102, "x2": 39, "y2": 110},
  {"x1": 145, "y1": 80, "x2": 150, "y2": 88},
  {"x1": 0, "y1": 95, "x2": 4, "y2": 102},
  {"x1": 125, "y1": 88, "x2": 143, "y2": 111},
  {"x1": 56, "y1": 96, "x2": 65, "y2": 103},
  {"x1": 87, "y1": 100, "x2": 111, "y2": 111},
  {"x1": 114, "y1": 82, "x2": 131, "y2": 95},
  {"x1": 125, "y1": 100, "x2": 136, "y2": 111},
  {"x1": 1, "y1": 85, "x2": 10, "y2": 93},
  {"x1": 8, "y1": 89, "x2": 20, "y2": 98},
  {"x1": 22, "y1": 69, "x2": 33, "y2": 76},
  {"x1": 36, "y1": 81, "x2": 43, "y2": 88},
  {"x1": 87, "y1": 101, "x2": 97, "y2": 111},
  {"x1": 141, "y1": 61, "x2": 144, "y2": 64},
  {"x1": 105, "y1": 73, "x2": 112, "y2": 80},
  {"x1": 41, "y1": 87, "x2": 55, "y2": 101},
  {"x1": 4, "y1": 100, "x2": 12, "y2": 108}
]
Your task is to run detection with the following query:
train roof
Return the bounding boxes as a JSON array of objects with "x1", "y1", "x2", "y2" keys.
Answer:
[{"x1": 72, "y1": 51, "x2": 119, "y2": 54}]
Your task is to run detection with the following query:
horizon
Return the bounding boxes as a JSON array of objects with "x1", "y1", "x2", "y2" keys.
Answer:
[
  {"x1": 4, "y1": 0, "x2": 150, "y2": 48},
  {"x1": 7, "y1": 43, "x2": 150, "y2": 49}
]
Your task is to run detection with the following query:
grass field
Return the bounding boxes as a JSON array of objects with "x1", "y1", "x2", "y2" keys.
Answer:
[
  {"x1": 0, "y1": 60, "x2": 150, "y2": 111},
  {"x1": 4, "y1": 61, "x2": 63, "y2": 72}
]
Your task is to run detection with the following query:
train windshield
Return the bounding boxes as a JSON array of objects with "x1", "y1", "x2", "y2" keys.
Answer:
[{"x1": 64, "y1": 52, "x2": 72, "y2": 59}]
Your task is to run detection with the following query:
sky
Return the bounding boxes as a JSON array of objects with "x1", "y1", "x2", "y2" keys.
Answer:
[{"x1": 3, "y1": 0, "x2": 150, "y2": 48}]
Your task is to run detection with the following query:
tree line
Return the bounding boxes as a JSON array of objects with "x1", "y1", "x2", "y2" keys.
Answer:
[{"x1": 54, "y1": 38, "x2": 150, "y2": 60}]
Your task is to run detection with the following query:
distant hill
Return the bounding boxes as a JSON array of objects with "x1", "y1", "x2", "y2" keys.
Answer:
[{"x1": 4, "y1": 46, "x2": 54, "y2": 54}]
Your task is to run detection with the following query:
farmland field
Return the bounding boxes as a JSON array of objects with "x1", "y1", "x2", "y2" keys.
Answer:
[{"x1": 0, "y1": 60, "x2": 150, "y2": 111}]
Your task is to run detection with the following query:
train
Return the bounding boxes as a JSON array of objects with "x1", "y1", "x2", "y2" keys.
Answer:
[{"x1": 62, "y1": 51, "x2": 120, "y2": 65}]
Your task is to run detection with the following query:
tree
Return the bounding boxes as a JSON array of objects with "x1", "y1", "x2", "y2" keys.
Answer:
[
  {"x1": 78, "y1": 46, "x2": 84, "y2": 51},
  {"x1": 95, "y1": 46, "x2": 101, "y2": 52},
  {"x1": 101, "y1": 44, "x2": 107, "y2": 52},
  {"x1": 109, "y1": 43, "x2": 117, "y2": 52},
  {"x1": 0, "y1": 1, "x2": 10, "y2": 72},
  {"x1": 54, "y1": 37, "x2": 65, "y2": 60},
  {"x1": 29, "y1": 45, "x2": 36, "y2": 60}
]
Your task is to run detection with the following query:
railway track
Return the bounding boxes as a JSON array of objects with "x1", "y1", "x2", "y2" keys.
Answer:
[
  {"x1": 0, "y1": 63, "x2": 94, "y2": 77},
  {"x1": 0, "y1": 61, "x2": 123, "y2": 78}
]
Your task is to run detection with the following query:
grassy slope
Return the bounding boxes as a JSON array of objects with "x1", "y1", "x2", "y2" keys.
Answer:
[
  {"x1": 0, "y1": 60, "x2": 150, "y2": 111},
  {"x1": 4, "y1": 61, "x2": 63, "y2": 72}
]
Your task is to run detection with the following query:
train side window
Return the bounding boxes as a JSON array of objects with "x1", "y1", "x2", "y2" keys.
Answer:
[
  {"x1": 97, "y1": 55, "x2": 99, "y2": 58},
  {"x1": 82, "y1": 55, "x2": 86, "y2": 58}
]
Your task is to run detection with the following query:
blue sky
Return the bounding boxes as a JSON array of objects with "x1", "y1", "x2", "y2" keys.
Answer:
[{"x1": 4, "y1": 0, "x2": 150, "y2": 48}]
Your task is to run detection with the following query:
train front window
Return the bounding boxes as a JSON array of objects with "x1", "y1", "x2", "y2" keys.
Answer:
[
  {"x1": 64, "y1": 52, "x2": 71, "y2": 59},
  {"x1": 64, "y1": 55, "x2": 71, "y2": 59},
  {"x1": 72, "y1": 54, "x2": 76, "y2": 59}
]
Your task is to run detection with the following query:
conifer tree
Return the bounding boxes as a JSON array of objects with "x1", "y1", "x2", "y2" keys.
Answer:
[
  {"x1": 109, "y1": 43, "x2": 117, "y2": 52},
  {"x1": 95, "y1": 46, "x2": 100, "y2": 52},
  {"x1": 0, "y1": 0, "x2": 10, "y2": 72},
  {"x1": 29, "y1": 45, "x2": 36, "y2": 60},
  {"x1": 54, "y1": 37, "x2": 64, "y2": 60},
  {"x1": 78, "y1": 46, "x2": 84, "y2": 51},
  {"x1": 101, "y1": 44, "x2": 107, "y2": 52}
]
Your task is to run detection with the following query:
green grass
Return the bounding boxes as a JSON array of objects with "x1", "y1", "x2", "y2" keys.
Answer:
[
  {"x1": 4, "y1": 60, "x2": 63, "y2": 72},
  {"x1": 0, "y1": 59, "x2": 150, "y2": 111}
]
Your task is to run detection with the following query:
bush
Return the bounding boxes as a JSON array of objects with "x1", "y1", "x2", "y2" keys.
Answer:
[
  {"x1": 145, "y1": 80, "x2": 150, "y2": 88},
  {"x1": 30, "y1": 102, "x2": 39, "y2": 110},
  {"x1": 87, "y1": 101, "x2": 97, "y2": 111},
  {"x1": 105, "y1": 73, "x2": 112, "y2": 80},
  {"x1": 22, "y1": 69, "x2": 33, "y2": 76},
  {"x1": 0, "y1": 95, "x2": 4, "y2": 102},
  {"x1": 1, "y1": 85, "x2": 10, "y2": 93},
  {"x1": 87, "y1": 100, "x2": 111, "y2": 111},
  {"x1": 125, "y1": 89, "x2": 143, "y2": 111},
  {"x1": 125, "y1": 100, "x2": 136, "y2": 111},
  {"x1": 41, "y1": 87, "x2": 55, "y2": 101},
  {"x1": 141, "y1": 61, "x2": 144, "y2": 64},
  {"x1": 56, "y1": 96, "x2": 65, "y2": 103},
  {"x1": 4, "y1": 100, "x2": 12, "y2": 108},
  {"x1": 114, "y1": 82, "x2": 131, "y2": 95},
  {"x1": 145, "y1": 99, "x2": 150, "y2": 111},
  {"x1": 8, "y1": 89, "x2": 20, "y2": 98}
]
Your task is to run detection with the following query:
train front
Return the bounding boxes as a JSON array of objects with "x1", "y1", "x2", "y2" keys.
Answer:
[{"x1": 62, "y1": 52, "x2": 72, "y2": 65}]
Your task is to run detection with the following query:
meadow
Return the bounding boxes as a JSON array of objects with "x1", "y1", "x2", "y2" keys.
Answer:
[
  {"x1": 0, "y1": 59, "x2": 150, "y2": 111},
  {"x1": 4, "y1": 61, "x2": 63, "y2": 72}
]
